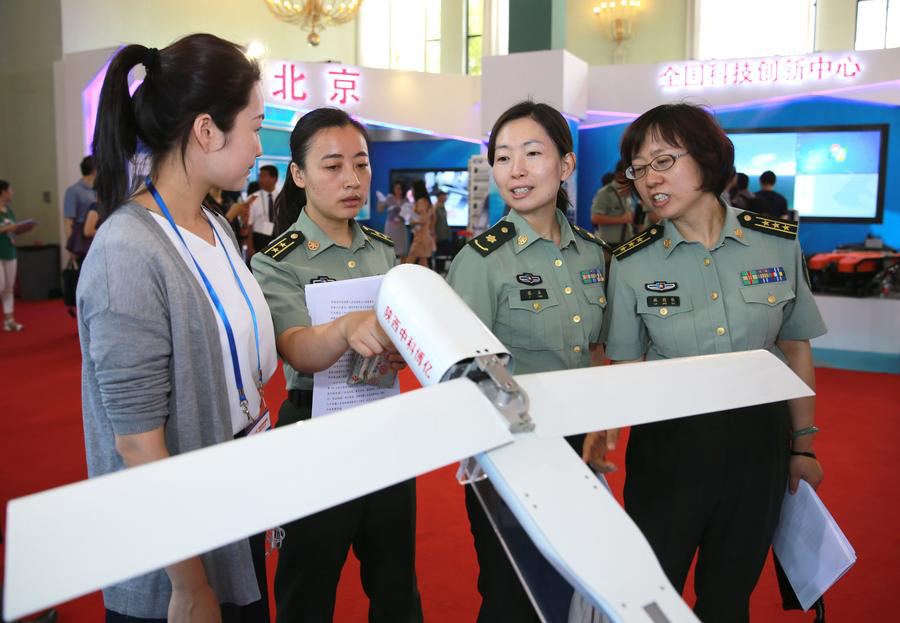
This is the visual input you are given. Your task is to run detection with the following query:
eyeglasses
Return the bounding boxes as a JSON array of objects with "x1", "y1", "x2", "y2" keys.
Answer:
[{"x1": 625, "y1": 152, "x2": 689, "y2": 181}]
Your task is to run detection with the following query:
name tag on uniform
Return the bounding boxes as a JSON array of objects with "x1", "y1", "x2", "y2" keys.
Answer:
[
  {"x1": 520, "y1": 288, "x2": 549, "y2": 301},
  {"x1": 741, "y1": 267, "x2": 786, "y2": 286},
  {"x1": 646, "y1": 296, "x2": 680, "y2": 307}
]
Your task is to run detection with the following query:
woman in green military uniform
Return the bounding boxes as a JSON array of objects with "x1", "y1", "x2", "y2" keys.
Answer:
[
  {"x1": 251, "y1": 108, "x2": 422, "y2": 623},
  {"x1": 446, "y1": 101, "x2": 612, "y2": 622},
  {"x1": 604, "y1": 103, "x2": 826, "y2": 623}
]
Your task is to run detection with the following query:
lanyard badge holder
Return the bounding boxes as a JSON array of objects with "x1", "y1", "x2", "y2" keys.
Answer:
[{"x1": 146, "y1": 177, "x2": 269, "y2": 436}]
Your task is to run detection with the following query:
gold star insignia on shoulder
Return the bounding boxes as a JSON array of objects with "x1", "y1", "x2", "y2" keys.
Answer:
[
  {"x1": 612, "y1": 226, "x2": 665, "y2": 260},
  {"x1": 738, "y1": 211, "x2": 798, "y2": 240},
  {"x1": 468, "y1": 221, "x2": 516, "y2": 257},
  {"x1": 360, "y1": 224, "x2": 395, "y2": 247},
  {"x1": 572, "y1": 225, "x2": 610, "y2": 251},
  {"x1": 262, "y1": 229, "x2": 305, "y2": 261}
]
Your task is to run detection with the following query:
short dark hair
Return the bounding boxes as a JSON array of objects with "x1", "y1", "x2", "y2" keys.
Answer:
[
  {"x1": 93, "y1": 34, "x2": 261, "y2": 212},
  {"x1": 601, "y1": 172, "x2": 615, "y2": 186},
  {"x1": 736, "y1": 172, "x2": 749, "y2": 190},
  {"x1": 760, "y1": 170, "x2": 777, "y2": 186},
  {"x1": 0, "y1": 180, "x2": 8, "y2": 194},
  {"x1": 411, "y1": 179, "x2": 430, "y2": 203},
  {"x1": 259, "y1": 165, "x2": 278, "y2": 180},
  {"x1": 620, "y1": 103, "x2": 734, "y2": 196},
  {"x1": 274, "y1": 107, "x2": 371, "y2": 237},
  {"x1": 80, "y1": 156, "x2": 95, "y2": 176},
  {"x1": 487, "y1": 101, "x2": 574, "y2": 212}
]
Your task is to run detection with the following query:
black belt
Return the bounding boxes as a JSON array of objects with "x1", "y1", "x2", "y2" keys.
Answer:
[{"x1": 288, "y1": 389, "x2": 313, "y2": 408}]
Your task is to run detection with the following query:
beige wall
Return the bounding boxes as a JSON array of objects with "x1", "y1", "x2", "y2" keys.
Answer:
[
  {"x1": 0, "y1": 0, "x2": 63, "y2": 245},
  {"x1": 816, "y1": 0, "x2": 858, "y2": 52},
  {"x1": 60, "y1": 0, "x2": 358, "y2": 63},
  {"x1": 565, "y1": 0, "x2": 689, "y2": 66},
  {"x1": 441, "y1": 0, "x2": 465, "y2": 74}
]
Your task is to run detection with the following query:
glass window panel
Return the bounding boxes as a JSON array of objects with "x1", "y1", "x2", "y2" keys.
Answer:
[
  {"x1": 855, "y1": 0, "x2": 888, "y2": 50},
  {"x1": 468, "y1": 0, "x2": 484, "y2": 36},
  {"x1": 358, "y1": 0, "x2": 391, "y2": 69},
  {"x1": 391, "y1": 0, "x2": 426, "y2": 71},
  {"x1": 887, "y1": 0, "x2": 900, "y2": 47},
  {"x1": 426, "y1": 0, "x2": 442, "y2": 40},
  {"x1": 426, "y1": 40, "x2": 441, "y2": 73},
  {"x1": 697, "y1": 0, "x2": 815, "y2": 59},
  {"x1": 467, "y1": 35, "x2": 482, "y2": 75}
]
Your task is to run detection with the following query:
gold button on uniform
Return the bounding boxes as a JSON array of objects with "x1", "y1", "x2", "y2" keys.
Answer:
[
  {"x1": 573, "y1": 345, "x2": 582, "y2": 353},
  {"x1": 703, "y1": 258, "x2": 711, "y2": 266},
  {"x1": 533, "y1": 302, "x2": 542, "y2": 311},
  {"x1": 554, "y1": 259, "x2": 563, "y2": 267},
  {"x1": 711, "y1": 291, "x2": 719, "y2": 300},
  {"x1": 347, "y1": 260, "x2": 357, "y2": 269},
  {"x1": 716, "y1": 327, "x2": 726, "y2": 336},
  {"x1": 767, "y1": 294, "x2": 777, "y2": 303},
  {"x1": 598, "y1": 296, "x2": 606, "y2": 305},
  {"x1": 572, "y1": 315, "x2": 581, "y2": 323},
  {"x1": 564, "y1": 287, "x2": 573, "y2": 295},
  {"x1": 659, "y1": 308, "x2": 669, "y2": 316}
]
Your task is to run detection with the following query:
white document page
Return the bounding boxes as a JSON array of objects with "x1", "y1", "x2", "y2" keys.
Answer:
[
  {"x1": 772, "y1": 480, "x2": 857, "y2": 611},
  {"x1": 306, "y1": 275, "x2": 400, "y2": 417}
]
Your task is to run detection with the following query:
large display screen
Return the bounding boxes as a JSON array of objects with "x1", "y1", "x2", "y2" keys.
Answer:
[
  {"x1": 390, "y1": 169, "x2": 469, "y2": 228},
  {"x1": 726, "y1": 125, "x2": 887, "y2": 223}
]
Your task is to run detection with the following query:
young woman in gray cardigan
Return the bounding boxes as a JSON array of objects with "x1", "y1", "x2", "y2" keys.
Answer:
[{"x1": 79, "y1": 35, "x2": 277, "y2": 623}]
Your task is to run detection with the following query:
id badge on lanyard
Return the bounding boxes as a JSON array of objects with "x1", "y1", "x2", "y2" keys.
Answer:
[{"x1": 146, "y1": 177, "x2": 270, "y2": 437}]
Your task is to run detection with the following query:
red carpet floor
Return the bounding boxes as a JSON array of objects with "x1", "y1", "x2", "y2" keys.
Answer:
[{"x1": 2, "y1": 299, "x2": 898, "y2": 622}]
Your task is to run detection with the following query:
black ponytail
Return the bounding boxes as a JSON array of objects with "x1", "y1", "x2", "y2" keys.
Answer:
[
  {"x1": 92, "y1": 34, "x2": 261, "y2": 214},
  {"x1": 486, "y1": 100, "x2": 575, "y2": 212},
  {"x1": 272, "y1": 107, "x2": 371, "y2": 236}
]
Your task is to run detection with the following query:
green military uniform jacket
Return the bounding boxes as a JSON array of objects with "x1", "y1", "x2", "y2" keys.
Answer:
[
  {"x1": 447, "y1": 208, "x2": 608, "y2": 375},
  {"x1": 251, "y1": 208, "x2": 396, "y2": 391},
  {"x1": 604, "y1": 205, "x2": 826, "y2": 362}
]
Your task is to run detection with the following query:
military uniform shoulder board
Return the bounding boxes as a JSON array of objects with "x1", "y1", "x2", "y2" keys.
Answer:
[
  {"x1": 738, "y1": 211, "x2": 798, "y2": 240},
  {"x1": 360, "y1": 224, "x2": 394, "y2": 247},
  {"x1": 468, "y1": 221, "x2": 516, "y2": 257},
  {"x1": 262, "y1": 229, "x2": 305, "y2": 261},
  {"x1": 572, "y1": 224, "x2": 612, "y2": 252},
  {"x1": 612, "y1": 225, "x2": 665, "y2": 260}
]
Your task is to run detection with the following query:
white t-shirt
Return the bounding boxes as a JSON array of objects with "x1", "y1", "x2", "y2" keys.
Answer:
[
  {"x1": 248, "y1": 190, "x2": 276, "y2": 236},
  {"x1": 151, "y1": 211, "x2": 278, "y2": 435}
]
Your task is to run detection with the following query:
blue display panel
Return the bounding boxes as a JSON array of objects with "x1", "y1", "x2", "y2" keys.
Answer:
[{"x1": 727, "y1": 125, "x2": 887, "y2": 223}]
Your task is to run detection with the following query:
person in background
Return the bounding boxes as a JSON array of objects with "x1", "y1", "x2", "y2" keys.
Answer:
[
  {"x1": 730, "y1": 172, "x2": 755, "y2": 210},
  {"x1": 755, "y1": 170, "x2": 789, "y2": 219},
  {"x1": 247, "y1": 164, "x2": 279, "y2": 254},
  {"x1": 377, "y1": 181, "x2": 410, "y2": 259},
  {"x1": 205, "y1": 185, "x2": 252, "y2": 249},
  {"x1": 63, "y1": 156, "x2": 98, "y2": 258},
  {"x1": 251, "y1": 107, "x2": 422, "y2": 623},
  {"x1": 79, "y1": 33, "x2": 277, "y2": 622},
  {"x1": 0, "y1": 180, "x2": 24, "y2": 331},
  {"x1": 590, "y1": 160, "x2": 636, "y2": 246},
  {"x1": 603, "y1": 103, "x2": 825, "y2": 623},
  {"x1": 600, "y1": 171, "x2": 615, "y2": 186},
  {"x1": 405, "y1": 179, "x2": 436, "y2": 267},
  {"x1": 432, "y1": 189, "x2": 453, "y2": 273}
]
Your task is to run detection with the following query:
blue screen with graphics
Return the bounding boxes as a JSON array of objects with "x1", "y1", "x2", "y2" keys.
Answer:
[{"x1": 728, "y1": 128, "x2": 884, "y2": 220}]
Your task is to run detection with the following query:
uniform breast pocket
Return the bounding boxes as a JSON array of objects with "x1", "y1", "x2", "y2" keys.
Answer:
[
  {"x1": 739, "y1": 282, "x2": 796, "y2": 347},
  {"x1": 581, "y1": 285, "x2": 607, "y2": 343},
  {"x1": 636, "y1": 297, "x2": 699, "y2": 357},
  {"x1": 497, "y1": 289, "x2": 564, "y2": 350}
]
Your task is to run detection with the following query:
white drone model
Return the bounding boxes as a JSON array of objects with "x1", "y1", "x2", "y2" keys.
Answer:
[{"x1": 3, "y1": 264, "x2": 812, "y2": 622}]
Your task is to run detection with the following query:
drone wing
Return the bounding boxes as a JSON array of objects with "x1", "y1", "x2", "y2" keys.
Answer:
[
  {"x1": 517, "y1": 350, "x2": 812, "y2": 438},
  {"x1": 2, "y1": 378, "x2": 512, "y2": 621}
]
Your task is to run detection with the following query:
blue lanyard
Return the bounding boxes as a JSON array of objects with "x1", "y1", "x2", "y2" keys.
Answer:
[{"x1": 146, "y1": 177, "x2": 263, "y2": 422}]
